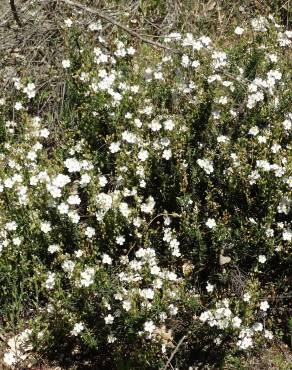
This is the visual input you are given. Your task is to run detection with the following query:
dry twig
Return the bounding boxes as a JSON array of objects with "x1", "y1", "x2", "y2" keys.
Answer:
[{"x1": 163, "y1": 335, "x2": 187, "y2": 370}]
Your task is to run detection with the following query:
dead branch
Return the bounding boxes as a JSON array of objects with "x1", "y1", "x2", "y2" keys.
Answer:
[
  {"x1": 59, "y1": 0, "x2": 177, "y2": 52},
  {"x1": 10, "y1": 0, "x2": 22, "y2": 27}
]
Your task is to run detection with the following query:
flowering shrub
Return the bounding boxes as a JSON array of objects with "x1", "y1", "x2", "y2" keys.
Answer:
[{"x1": 0, "y1": 10, "x2": 291, "y2": 369}]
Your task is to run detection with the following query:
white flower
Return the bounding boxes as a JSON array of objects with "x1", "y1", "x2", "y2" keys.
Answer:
[
  {"x1": 80, "y1": 267, "x2": 95, "y2": 287},
  {"x1": 80, "y1": 173, "x2": 91, "y2": 186},
  {"x1": 277, "y1": 197, "x2": 291, "y2": 214},
  {"x1": 148, "y1": 120, "x2": 161, "y2": 132},
  {"x1": 243, "y1": 293, "x2": 251, "y2": 302},
  {"x1": 257, "y1": 135, "x2": 267, "y2": 144},
  {"x1": 13, "y1": 77, "x2": 22, "y2": 90},
  {"x1": 85, "y1": 227, "x2": 95, "y2": 238},
  {"x1": 27, "y1": 150, "x2": 37, "y2": 161},
  {"x1": 237, "y1": 335, "x2": 253, "y2": 349},
  {"x1": 104, "y1": 314, "x2": 114, "y2": 324},
  {"x1": 144, "y1": 320, "x2": 155, "y2": 333},
  {"x1": 206, "y1": 282, "x2": 214, "y2": 293},
  {"x1": 181, "y1": 54, "x2": 190, "y2": 67},
  {"x1": 256, "y1": 160, "x2": 271, "y2": 172},
  {"x1": 206, "y1": 218, "x2": 216, "y2": 229},
  {"x1": 40, "y1": 222, "x2": 52, "y2": 234},
  {"x1": 264, "y1": 330, "x2": 273, "y2": 339},
  {"x1": 232, "y1": 316, "x2": 242, "y2": 328},
  {"x1": 258, "y1": 255, "x2": 267, "y2": 264},
  {"x1": 134, "y1": 118, "x2": 142, "y2": 128},
  {"x1": 64, "y1": 158, "x2": 81, "y2": 172},
  {"x1": 162, "y1": 149, "x2": 172, "y2": 160},
  {"x1": 140, "y1": 196, "x2": 155, "y2": 214},
  {"x1": 127, "y1": 46, "x2": 136, "y2": 55},
  {"x1": 71, "y1": 322, "x2": 85, "y2": 336},
  {"x1": 141, "y1": 288, "x2": 154, "y2": 300},
  {"x1": 267, "y1": 69, "x2": 282, "y2": 82},
  {"x1": 62, "y1": 59, "x2": 71, "y2": 68},
  {"x1": 62, "y1": 260, "x2": 75, "y2": 275},
  {"x1": 167, "y1": 272, "x2": 177, "y2": 281},
  {"x1": 52, "y1": 174, "x2": 70, "y2": 188},
  {"x1": 99, "y1": 175, "x2": 108, "y2": 187},
  {"x1": 197, "y1": 158, "x2": 214, "y2": 174},
  {"x1": 75, "y1": 249, "x2": 83, "y2": 258},
  {"x1": 122, "y1": 300, "x2": 131, "y2": 311},
  {"x1": 102, "y1": 253, "x2": 112, "y2": 265},
  {"x1": 109, "y1": 142, "x2": 120, "y2": 153},
  {"x1": 168, "y1": 304, "x2": 178, "y2": 316},
  {"x1": 217, "y1": 135, "x2": 229, "y2": 143},
  {"x1": 23, "y1": 82, "x2": 36, "y2": 99},
  {"x1": 199, "y1": 311, "x2": 210, "y2": 322},
  {"x1": 12, "y1": 237, "x2": 21, "y2": 246},
  {"x1": 64, "y1": 18, "x2": 73, "y2": 28},
  {"x1": 40, "y1": 128, "x2": 50, "y2": 138},
  {"x1": 268, "y1": 53, "x2": 278, "y2": 62},
  {"x1": 251, "y1": 16, "x2": 267, "y2": 32},
  {"x1": 6, "y1": 221, "x2": 17, "y2": 231},
  {"x1": 116, "y1": 235, "x2": 125, "y2": 245},
  {"x1": 119, "y1": 202, "x2": 131, "y2": 218},
  {"x1": 150, "y1": 265, "x2": 160, "y2": 276},
  {"x1": 283, "y1": 119, "x2": 291, "y2": 131},
  {"x1": 67, "y1": 194, "x2": 81, "y2": 205},
  {"x1": 164, "y1": 119, "x2": 175, "y2": 131},
  {"x1": 260, "y1": 300, "x2": 269, "y2": 311},
  {"x1": 248, "y1": 126, "x2": 259, "y2": 136},
  {"x1": 58, "y1": 202, "x2": 69, "y2": 214},
  {"x1": 107, "y1": 334, "x2": 117, "y2": 343},
  {"x1": 154, "y1": 71, "x2": 163, "y2": 80},
  {"x1": 138, "y1": 149, "x2": 148, "y2": 162},
  {"x1": 283, "y1": 228, "x2": 292, "y2": 241},
  {"x1": 218, "y1": 96, "x2": 228, "y2": 105},
  {"x1": 45, "y1": 272, "x2": 56, "y2": 290},
  {"x1": 234, "y1": 26, "x2": 244, "y2": 35},
  {"x1": 88, "y1": 21, "x2": 102, "y2": 31},
  {"x1": 265, "y1": 228, "x2": 274, "y2": 237},
  {"x1": 48, "y1": 244, "x2": 60, "y2": 254},
  {"x1": 212, "y1": 51, "x2": 227, "y2": 69},
  {"x1": 191, "y1": 60, "x2": 200, "y2": 68},
  {"x1": 160, "y1": 137, "x2": 170, "y2": 147},
  {"x1": 14, "y1": 102, "x2": 23, "y2": 111},
  {"x1": 252, "y1": 322, "x2": 263, "y2": 332},
  {"x1": 3, "y1": 351, "x2": 17, "y2": 366}
]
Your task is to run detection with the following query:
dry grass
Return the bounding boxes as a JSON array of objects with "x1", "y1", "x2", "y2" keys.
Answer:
[{"x1": 225, "y1": 341, "x2": 292, "y2": 369}]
